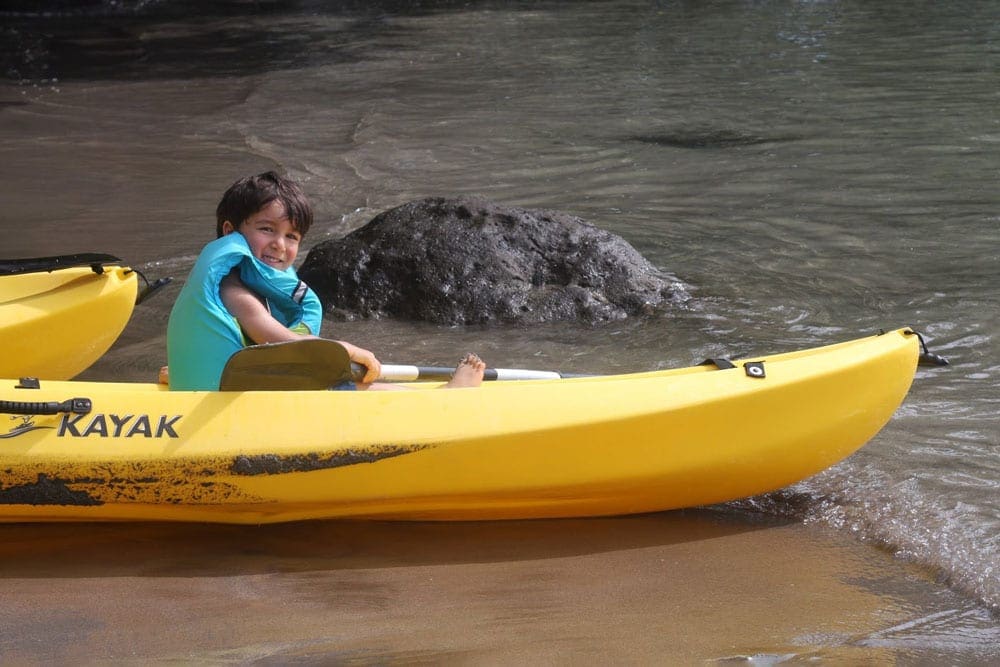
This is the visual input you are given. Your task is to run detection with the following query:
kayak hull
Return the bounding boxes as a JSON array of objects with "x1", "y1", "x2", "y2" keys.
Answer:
[
  {"x1": 0, "y1": 264, "x2": 137, "y2": 380},
  {"x1": 0, "y1": 329, "x2": 919, "y2": 523}
]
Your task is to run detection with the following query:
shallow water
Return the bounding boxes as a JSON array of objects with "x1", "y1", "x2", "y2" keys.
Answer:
[
  {"x1": 1, "y1": 0, "x2": 998, "y2": 660},
  {"x1": 0, "y1": 511, "x2": 996, "y2": 664}
]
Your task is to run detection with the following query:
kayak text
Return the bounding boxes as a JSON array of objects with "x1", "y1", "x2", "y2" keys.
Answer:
[{"x1": 58, "y1": 413, "x2": 182, "y2": 438}]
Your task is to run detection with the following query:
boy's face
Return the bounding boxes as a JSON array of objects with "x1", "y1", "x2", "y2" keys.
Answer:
[{"x1": 221, "y1": 199, "x2": 302, "y2": 271}]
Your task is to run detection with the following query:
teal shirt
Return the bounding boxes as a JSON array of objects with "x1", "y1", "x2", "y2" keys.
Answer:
[{"x1": 166, "y1": 233, "x2": 323, "y2": 390}]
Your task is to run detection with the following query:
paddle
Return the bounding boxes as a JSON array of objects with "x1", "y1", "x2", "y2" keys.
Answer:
[{"x1": 219, "y1": 338, "x2": 581, "y2": 391}]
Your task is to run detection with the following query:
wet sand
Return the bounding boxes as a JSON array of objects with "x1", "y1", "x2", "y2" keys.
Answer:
[{"x1": 1, "y1": 510, "x2": 992, "y2": 664}]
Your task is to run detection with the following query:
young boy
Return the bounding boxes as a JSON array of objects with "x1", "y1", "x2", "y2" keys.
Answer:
[{"x1": 165, "y1": 171, "x2": 484, "y2": 390}]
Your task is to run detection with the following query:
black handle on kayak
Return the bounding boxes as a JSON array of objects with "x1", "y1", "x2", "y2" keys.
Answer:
[
  {"x1": 902, "y1": 329, "x2": 950, "y2": 367},
  {"x1": 0, "y1": 398, "x2": 92, "y2": 416},
  {"x1": 135, "y1": 274, "x2": 174, "y2": 304}
]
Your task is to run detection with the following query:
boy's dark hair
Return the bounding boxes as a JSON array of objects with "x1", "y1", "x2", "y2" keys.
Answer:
[{"x1": 215, "y1": 171, "x2": 313, "y2": 238}]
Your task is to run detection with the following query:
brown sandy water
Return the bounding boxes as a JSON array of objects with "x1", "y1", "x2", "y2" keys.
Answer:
[{"x1": 0, "y1": 512, "x2": 990, "y2": 664}]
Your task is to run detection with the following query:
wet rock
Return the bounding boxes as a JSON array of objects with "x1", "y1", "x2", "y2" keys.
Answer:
[{"x1": 299, "y1": 196, "x2": 688, "y2": 325}]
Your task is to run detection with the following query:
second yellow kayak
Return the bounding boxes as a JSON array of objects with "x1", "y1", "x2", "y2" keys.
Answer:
[{"x1": 0, "y1": 256, "x2": 138, "y2": 380}]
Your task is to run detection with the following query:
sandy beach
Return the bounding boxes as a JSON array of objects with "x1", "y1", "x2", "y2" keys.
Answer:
[{"x1": 1, "y1": 510, "x2": 991, "y2": 663}]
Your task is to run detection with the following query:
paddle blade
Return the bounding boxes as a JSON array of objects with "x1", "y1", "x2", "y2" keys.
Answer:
[{"x1": 219, "y1": 339, "x2": 353, "y2": 391}]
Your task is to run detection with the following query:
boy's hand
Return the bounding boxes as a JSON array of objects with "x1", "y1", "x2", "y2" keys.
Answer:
[{"x1": 339, "y1": 341, "x2": 381, "y2": 384}]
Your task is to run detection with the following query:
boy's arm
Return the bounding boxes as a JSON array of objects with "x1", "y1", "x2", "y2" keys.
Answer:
[
  {"x1": 220, "y1": 271, "x2": 300, "y2": 344},
  {"x1": 220, "y1": 272, "x2": 382, "y2": 383}
]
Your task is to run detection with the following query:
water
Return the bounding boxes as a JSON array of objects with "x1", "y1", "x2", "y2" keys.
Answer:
[{"x1": 1, "y1": 0, "x2": 998, "y2": 660}]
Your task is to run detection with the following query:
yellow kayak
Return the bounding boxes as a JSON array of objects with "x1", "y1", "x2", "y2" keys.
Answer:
[
  {"x1": 0, "y1": 255, "x2": 138, "y2": 380},
  {"x1": 0, "y1": 328, "x2": 920, "y2": 523}
]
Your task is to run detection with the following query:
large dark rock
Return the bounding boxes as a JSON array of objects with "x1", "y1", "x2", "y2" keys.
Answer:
[{"x1": 299, "y1": 196, "x2": 688, "y2": 325}]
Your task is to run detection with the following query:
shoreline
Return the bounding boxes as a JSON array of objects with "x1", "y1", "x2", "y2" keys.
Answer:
[{"x1": 2, "y1": 510, "x2": 996, "y2": 663}]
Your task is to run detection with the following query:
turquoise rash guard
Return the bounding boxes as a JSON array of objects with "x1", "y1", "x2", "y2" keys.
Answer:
[{"x1": 166, "y1": 233, "x2": 323, "y2": 390}]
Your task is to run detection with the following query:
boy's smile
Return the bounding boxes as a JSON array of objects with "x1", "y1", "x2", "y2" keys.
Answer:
[{"x1": 221, "y1": 200, "x2": 302, "y2": 271}]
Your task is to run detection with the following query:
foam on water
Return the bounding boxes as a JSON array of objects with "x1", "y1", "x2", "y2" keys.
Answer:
[{"x1": 735, "y1": 456, "x2": 1000, "y2": 614}]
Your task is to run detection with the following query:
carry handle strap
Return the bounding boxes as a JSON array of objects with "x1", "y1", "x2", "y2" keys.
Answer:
[{"x1": 0, "y1": 398, "x2": 92, "y2": 416}]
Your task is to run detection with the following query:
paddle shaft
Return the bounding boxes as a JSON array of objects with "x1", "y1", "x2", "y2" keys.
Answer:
[
  {"x1": 351, "y1": 363, "x2": 585, "y2": 382},
  {"x1": 221, "y1": 338, "x2": 586, "y2": 388}
]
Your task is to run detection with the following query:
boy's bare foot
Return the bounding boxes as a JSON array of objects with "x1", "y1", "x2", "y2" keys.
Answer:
[{"x1": 444, "y1": 353, "x2": 486, "y2": 388}]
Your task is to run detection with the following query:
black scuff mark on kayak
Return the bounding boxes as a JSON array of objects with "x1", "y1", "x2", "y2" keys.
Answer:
[
  {"x1": 231, "y1": 444, "x2": 431, "y2": 476},
  {"x1": 0, "y1": 461, "x2": 267, "y2": 506},
  {"x1": 0, "y1": 473, "x2": 103, "y2": 506},
  {"x1": 627, "y1": 129, "x2": 801, "y2": 149}
]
